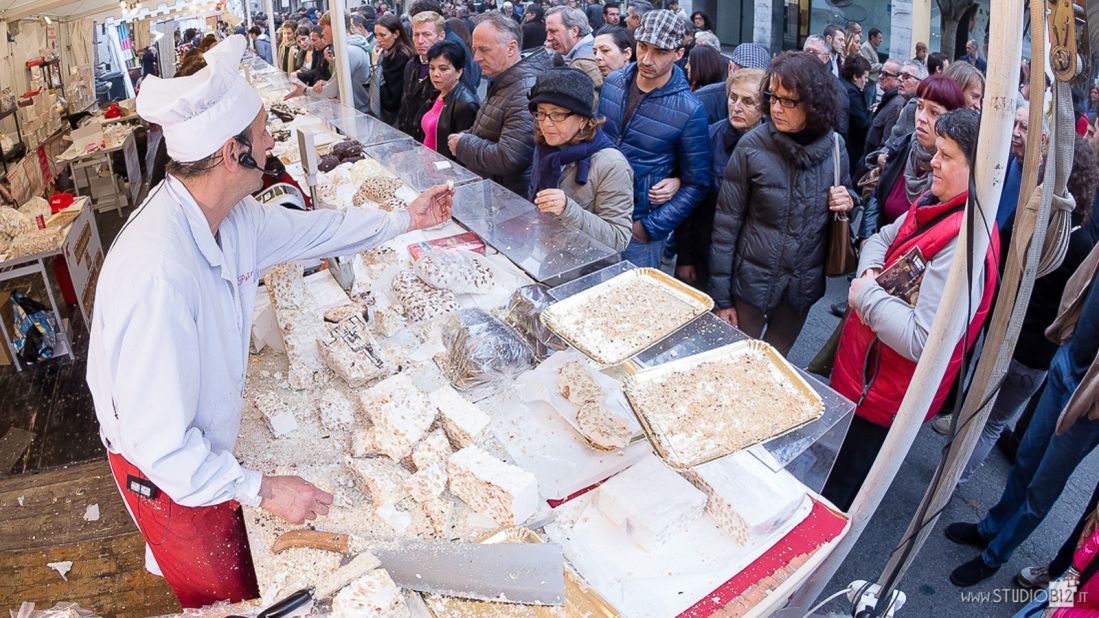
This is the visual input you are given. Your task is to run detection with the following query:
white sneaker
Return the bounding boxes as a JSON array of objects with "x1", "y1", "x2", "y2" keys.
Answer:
[
  {"x1": 1015, "y1": 565, "x2": 1050, "y2": 590},
  {"x1": 932, "y1": 415, "x2": 953, "y2": 435}
]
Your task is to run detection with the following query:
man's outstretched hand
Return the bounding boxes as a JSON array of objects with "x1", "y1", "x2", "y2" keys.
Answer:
[{"x1": 407, "y1": 183, "x2": 455, "y2": 230}]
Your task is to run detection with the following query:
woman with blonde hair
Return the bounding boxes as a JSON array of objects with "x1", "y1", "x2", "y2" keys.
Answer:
[
  {"x1": 676, "y1": 67, "x2": 767, "y2": 288},
  {"x1": 945, "y1": 60, "x2": 985, "y2": 111},
  {"x1": 528, "y1": 68, "x2": 633, "y2": 251}
]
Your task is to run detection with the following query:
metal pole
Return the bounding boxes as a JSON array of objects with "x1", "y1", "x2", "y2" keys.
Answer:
[
  {"x1": 786, "y1": 1, "x2": 1021, "y2": 610},
  {"x1": 329, "y1": 0, "x2": 352, "y2": 107}
]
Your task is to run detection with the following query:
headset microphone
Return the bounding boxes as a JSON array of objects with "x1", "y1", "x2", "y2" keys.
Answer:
[{"x1": 235, "y1": 138, "x2": 279, "y2": 176}]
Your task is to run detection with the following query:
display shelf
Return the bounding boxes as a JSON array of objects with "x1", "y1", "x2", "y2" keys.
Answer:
[
  {"x1": 362, "y1": 138, "x2": 481, "y2": 192},
  {"x1": 451, "y1": 179, "x2": 620, "y2": 287}
]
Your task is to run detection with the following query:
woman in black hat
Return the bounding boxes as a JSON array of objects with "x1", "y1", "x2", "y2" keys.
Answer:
[{"x1": 528, "y1": 67, "x2": 633, "y2": 252}]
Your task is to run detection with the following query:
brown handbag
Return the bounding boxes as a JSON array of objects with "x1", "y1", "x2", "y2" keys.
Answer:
[{"x1": 825, "y1": 134, "x2": 859, "y2": 277}]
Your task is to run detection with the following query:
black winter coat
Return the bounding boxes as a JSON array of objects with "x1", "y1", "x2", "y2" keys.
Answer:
[
  {"x1": 453, "y1": 48, "x2": 552, "y2": 195},
  {"x1": 708, "y1": 123, "x2": 852, "y2": 314},
  {"x1": 842, "y1": 79, "x2": 872, "y2": 178},
  {"x1": 379, "y1": 49, "x2": 411, "y2": 126},
  {"x1": 398, "y1": 55, "x2": 437, "y2": 142}
]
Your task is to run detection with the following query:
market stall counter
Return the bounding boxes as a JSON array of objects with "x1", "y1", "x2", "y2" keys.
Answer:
[{"x1": 172, "y1": 55, "x2": 857, "y2": 618}]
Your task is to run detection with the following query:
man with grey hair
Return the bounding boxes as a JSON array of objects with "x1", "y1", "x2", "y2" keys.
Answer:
[
  {"x1": 694, "y1": 30, "x2": 721, "y2": 50},
  {"x1": 449, "y1": 12, "x2": 552, "y2": 194},
  {"x1": 804, "y1": 35, "x2": 849, "y2": 137},
  {"x1": 545, "y1": 6, "x2": 594, "y2": 60},
  {"x1": 881, "y1": 59, "x2": 928, "y2": 152},
  {"x1": 625, "y1": 0, "x2": 652, "y2": 32},
  {"x1": 857, "y1": 58, "x2": 905, "y2": 179}
]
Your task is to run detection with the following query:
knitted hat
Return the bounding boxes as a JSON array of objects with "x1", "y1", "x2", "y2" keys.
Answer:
[
  {"x1": 528, "y1": 67, "x2": 596, "y2": 119},
  {"x1": 634, "y1": 9, "x2": 685, "y2": 51},
  {"x1": 731, "y1": 43, "x2": 771, "y2": 70}
]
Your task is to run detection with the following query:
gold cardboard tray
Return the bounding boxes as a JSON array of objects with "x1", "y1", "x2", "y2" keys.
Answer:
[
  {"x1": 541, "y1": 268, "x2": 713, "y2": 366},
  {"x1": 623, "y1": 340, "x2": 825, "y2": 468},
  {"x1": 423, "y1": 527, "x2": 618, "y2": 617}
]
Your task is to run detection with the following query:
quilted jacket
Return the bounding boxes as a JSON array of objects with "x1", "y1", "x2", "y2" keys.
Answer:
[{"x1": 598, "y1": 63, "x2": 711, "y2": 241}]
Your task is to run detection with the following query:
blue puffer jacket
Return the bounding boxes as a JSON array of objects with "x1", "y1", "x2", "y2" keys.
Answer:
[{"x1": 598, "y1": 63, "x2": 711, "y2": 242}]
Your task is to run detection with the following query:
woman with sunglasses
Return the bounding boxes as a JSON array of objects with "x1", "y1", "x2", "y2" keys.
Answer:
[
  {"x1": 708, "y1": 51, "x2": 855, "y2": 356},
  {"x1": 528, "y1": 68, "x2": 633, "y2": 252},
  {"x1": 857, "y1": 75, "x2": 965, "y2": 239}
]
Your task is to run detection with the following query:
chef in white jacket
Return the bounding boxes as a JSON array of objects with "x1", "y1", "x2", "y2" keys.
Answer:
[{"x1": 86, "y1": 34, "x2": 453, "y2": 609}]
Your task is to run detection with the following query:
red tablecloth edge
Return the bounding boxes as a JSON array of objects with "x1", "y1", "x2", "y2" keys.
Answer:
[{"x1": 677, "y1": 499, "x2": 849, "y2": 617}]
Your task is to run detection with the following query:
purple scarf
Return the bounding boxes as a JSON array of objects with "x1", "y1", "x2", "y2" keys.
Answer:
[{"x1": 527, "y1": 128, "x2": 618, "y2": 201}]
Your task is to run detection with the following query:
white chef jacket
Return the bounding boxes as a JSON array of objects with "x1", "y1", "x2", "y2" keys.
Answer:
[{"x1": 87, "y1": 175, "x2": 410, "y2": 509}]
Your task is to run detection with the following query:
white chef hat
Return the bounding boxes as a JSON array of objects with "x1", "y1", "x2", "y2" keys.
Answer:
[{"x1": 136, "y1": 34, "x2": 262, "y2": 163}]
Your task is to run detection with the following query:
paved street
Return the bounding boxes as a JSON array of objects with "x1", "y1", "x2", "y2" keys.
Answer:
[{"x1": 787, "y1": 277, "x2": 1099, "y2": 618}]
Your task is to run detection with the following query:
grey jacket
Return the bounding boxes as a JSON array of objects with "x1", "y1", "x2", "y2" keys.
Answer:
[
  {"x1": 709, "y1": 123, "x2": 852, "y2": 314},
  {"x1": 454, "y1": 48, "x2": 552, "y2": 195},
  {"x1": 555, "y1": 148, "x2": 634, "y2": 251},
  {"x1": 854, "y1": 209, "x2": 985, "y2": 361},
  {"x1": 308, "y1": 34, "x2": 372, "y2": 114}
]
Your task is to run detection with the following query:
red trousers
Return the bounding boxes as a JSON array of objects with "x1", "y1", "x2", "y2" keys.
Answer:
[{"x1": 107, "y1": 452, "x2": 260, "y2": 609}]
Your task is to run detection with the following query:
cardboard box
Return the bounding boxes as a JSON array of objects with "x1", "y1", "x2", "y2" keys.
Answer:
[{"x1": 70, "y1": 124, "x2": 103, "y2": 151}]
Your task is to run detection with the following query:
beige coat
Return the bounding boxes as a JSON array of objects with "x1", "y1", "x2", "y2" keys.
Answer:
[
  {"x1": 1047, "y1": 241, "x2": 1099, "y2": 433},
  {"x1": 555, "y1": 148, "x2": 634, "y2": 252}
]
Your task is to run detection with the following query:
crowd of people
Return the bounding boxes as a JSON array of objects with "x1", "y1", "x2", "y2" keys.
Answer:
[{"x1": 178, "y1": 1, "x2": 1099, "y2": 612}]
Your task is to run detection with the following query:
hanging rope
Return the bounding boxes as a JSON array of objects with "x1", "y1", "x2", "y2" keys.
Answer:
[{"x1": 867, "y1": 0, "x2": 1083, "y2": 600}]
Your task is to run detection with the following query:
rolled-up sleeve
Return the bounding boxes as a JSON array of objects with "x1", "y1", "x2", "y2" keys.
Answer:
[{"x1": 112, "y1": 277, "x2": 263, "y2": 507}]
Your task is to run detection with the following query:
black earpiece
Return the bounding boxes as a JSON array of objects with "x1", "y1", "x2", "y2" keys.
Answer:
[{"x1": 234, "y1": 137, "x2": 278, "y2": 176}]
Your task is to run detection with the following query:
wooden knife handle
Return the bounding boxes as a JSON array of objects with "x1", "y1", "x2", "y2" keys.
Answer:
[{"x1": 271, "y1": 530, "x2": 351, "y2": 555}]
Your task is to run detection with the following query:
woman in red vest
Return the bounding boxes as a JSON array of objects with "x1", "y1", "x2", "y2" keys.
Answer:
[{"x1": 822, "y1": 108, "x2": 1000, "y2": 511}]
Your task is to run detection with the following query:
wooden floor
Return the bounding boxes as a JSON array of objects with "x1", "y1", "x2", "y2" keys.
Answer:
[
  {"x1": 1, "y1": 205, "x2": 182, "y2": 616},
  {"x1": 0, "y1": 460, "x2": 179, "y2": 617}
]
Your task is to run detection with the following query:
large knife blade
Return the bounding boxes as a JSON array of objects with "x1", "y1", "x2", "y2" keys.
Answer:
[{"x1": 372, "y1": 539, "x2": 565, "y2": 605}]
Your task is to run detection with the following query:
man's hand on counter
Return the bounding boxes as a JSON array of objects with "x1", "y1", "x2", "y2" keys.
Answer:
[
  {"x1": 407, "y1": 183, "x2": 455, "y2": 230},
  {"x1": 259, "y1": 475, "x2": 334, "y2": 524},
  {"x1": 447, "y1": 132, "x2": 464, "y2": 154}
]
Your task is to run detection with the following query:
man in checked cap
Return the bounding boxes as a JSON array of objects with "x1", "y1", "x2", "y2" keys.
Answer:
[{"x1": 597, "y1": 9, "x2": 710, "y2": 268}]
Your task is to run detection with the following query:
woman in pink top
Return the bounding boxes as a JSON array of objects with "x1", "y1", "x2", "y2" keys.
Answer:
[{"x1": 419, "y1": 40, "x2": 479, "y2": 160}]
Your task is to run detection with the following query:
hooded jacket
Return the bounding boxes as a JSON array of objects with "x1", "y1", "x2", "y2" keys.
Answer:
[
  {"x1": 308, "y1": 34, "x2": 373, "y2": 114},
  {"x1": 598, "y1": 63, "x2": 711, "y2": 241},
  {"x1": 253, "y1": 34, "x2": 273, "y2": 64},
  {"x1": 453, "y1": 47, "x2": 552, "y2": 195}
]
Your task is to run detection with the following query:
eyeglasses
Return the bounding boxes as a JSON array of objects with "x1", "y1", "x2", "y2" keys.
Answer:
[
  {"x1": 533, "y1": 110, "x2": 574, "y2": 123},
  {"x1": 899, "y1": 72, "x2": 920, "y2": 82},
  {"x1": 880, "y1": 70, "x2": 898, "y2": 79},
  {"x1": 764, "y1": 91, "x2": 801, "y2": 109},
  {"x1": 728, "y1": 94, "x2": 759, "y2": 109}
]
